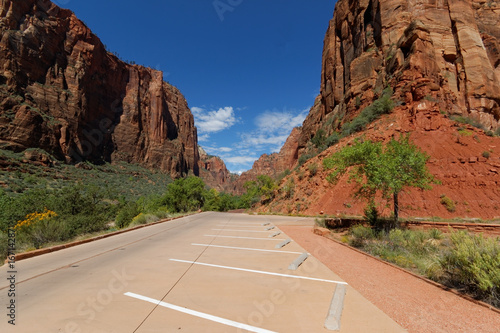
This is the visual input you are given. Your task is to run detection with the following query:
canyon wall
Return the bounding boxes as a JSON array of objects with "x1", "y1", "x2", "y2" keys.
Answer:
[{"x1": 0, "y1": 0, "x2": 199, "y2": 177}]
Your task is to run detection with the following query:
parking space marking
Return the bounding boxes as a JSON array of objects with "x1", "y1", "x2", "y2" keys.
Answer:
[
  {"x1": 212, "y1": 229, "x2": 273, "y2": 233},
  {"x1": 191, "y1": 243, "x2": 304, "y2": 255},
  {"x1": 216, "y1": 225, "x2": 267, "y2": 228},
  {"x1": 124, "y1": 292, "x2": 277, "y2": 333},
  {"x1": 204, "y1": 235, "x2": 285, "y2": 241},
  {"x1": 169, "y1": 259, "x2": 349, "y2": 285}
]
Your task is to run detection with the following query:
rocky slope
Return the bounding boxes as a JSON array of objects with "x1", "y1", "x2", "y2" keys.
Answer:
[
  {"x1": 198, "y1": 146, "x2": 237, "y2": 193},
  {"x1": 0, "y1": 0, "x2": 199, "y2": 177},
  {"x1": 258, "y1": 0, "x2": 500, "y2": 219},
  {"x1": 234, "y1": 127, "x2": 301, "y2": 194}
]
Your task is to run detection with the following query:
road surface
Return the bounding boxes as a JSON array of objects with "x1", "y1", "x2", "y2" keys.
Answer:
[{"x1": 0, "y1": 212, "x2": 404, "y2": 332}]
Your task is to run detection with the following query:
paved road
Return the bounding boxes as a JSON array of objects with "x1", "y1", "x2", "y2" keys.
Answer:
[{"x1": 0, "y1": 212, "x2": 404, "y2": 332}]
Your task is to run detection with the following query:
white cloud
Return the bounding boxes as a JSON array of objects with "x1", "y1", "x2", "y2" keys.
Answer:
[
  {"x1": 192, "y1": 106, "x2": 237, "y2": 134},
  {"x1": 240, "y1": 108, "x2": 309, "y2": 151},
  {"x1": 223, "y1": 156, "x2": 258, "y2": 165},
  {"x1": 198, "y1": 134, "x2": 210, "y2": 142}
]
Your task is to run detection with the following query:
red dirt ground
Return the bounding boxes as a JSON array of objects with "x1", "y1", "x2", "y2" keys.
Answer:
[{"x1": 280, "y1": 225, "x2": 500, "y2": 333}]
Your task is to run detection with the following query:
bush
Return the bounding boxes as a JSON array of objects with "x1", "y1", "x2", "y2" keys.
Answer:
[
  {"x1": 364, "y1": 202, "x2": 380, "y2": 229},
  {"x1": 0, "y1": 231, "x2": 8, "y2": 263},
  {"x1": 349, "y1": 225, "x2": 375, "y2": 247},
  {"x1": 298, "y1": 152, "x2": 316, "y2": 166},
  {"x1": 450, "y1": 115, "x2": 486, "y2": 131},
  {"x1": 440, "y1": 195, "x2": 456, "y2": 212},
  {"x1": 308, "y1": 163, "x2": 318, "y2": 176},
  {"x1": 115, "y1": 202, "x2": 140, "y2": 229},
  {"x1": 342, "y1": 88, "x2": 394, "y2": 136},
  {"x1": 130, "y1": 213, "x2": 159, "y2": 227},
  {"x1": 441, "y1": 231, "x2": 500, "y2": 307},
  {"x1": 482, "y1": 151, "x2": 490, "y2": 159}
]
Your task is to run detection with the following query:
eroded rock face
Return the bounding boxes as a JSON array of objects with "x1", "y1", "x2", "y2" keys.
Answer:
[
  {"x1": 0, "y1": 0, "x2": 199, "y2": 177},
  {"x1": 235, "y1": 127, "x2": 301, "y2": 194},
  {"x1": 298, "y1": 0, "x2": 500, "y2": 152},
  {"x1": 198, "y1": 146, "x2": 236, "y2": 193}
]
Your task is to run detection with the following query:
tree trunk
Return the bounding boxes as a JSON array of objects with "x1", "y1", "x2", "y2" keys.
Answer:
[{"x1": 393, "y1": 192, "x2": 399, "y2": 228}]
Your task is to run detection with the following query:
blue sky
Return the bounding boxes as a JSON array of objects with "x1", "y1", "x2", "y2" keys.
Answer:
[{"x1": 56, "y1": 0, "x2": 336, "y2": 173}]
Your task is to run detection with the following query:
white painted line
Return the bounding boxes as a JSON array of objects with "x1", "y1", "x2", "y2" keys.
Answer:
[
  {"x1": 275, "y1": 239, "x2": 291, "y2": 249},
  {"x1": 169, "y1": 259, "x2": 348, "y2": 285},
  {"x1": 124, "y1": 292, "x2": 277, "y2": 333},
  {"x1": 204, "y1": 235, "x2": 284, "y2": 241},
  {"x1": 269, "y1": 232, "x2": 281, "y2": 238},
  {"x1": 213, "y1": 229, "x2": 271, "y2": 233},
  {"x1": 192, "y1": 243, "x2": 304, "y2": 255},
  {"x1": 216, "y1": 225, "x2": 266, "y2": 228},
  {"x1": 288, "y1": 253, "x2": 309, "y2": 270},
  {"x1": 324, "y1": 284, "x2": 347, "y2": 330}
]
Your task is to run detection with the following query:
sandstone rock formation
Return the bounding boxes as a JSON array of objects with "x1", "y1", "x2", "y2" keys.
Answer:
[
  {"x1": 298, "y1": 0, "x2": 500, "y2": 154},
  {"x1": 198, "y1": 146, "x2": 236, "y2": 193},
  {"x1": 0, "y1": 0, "x2": 199, "y2": 177},
  {"x1": 235, "y1": 127, "x2": 301, "y2": 193},
  {"x1": 258, "y1": 0, "x2": 500, "y2": 219}
]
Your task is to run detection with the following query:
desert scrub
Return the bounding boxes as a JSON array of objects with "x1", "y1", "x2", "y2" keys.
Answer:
[
  {"x1": 441, "y1": 231, "x2": 500, "y2": 307},
  {"x1": 315, "y1": 217, "x2": 327, "y2": 228},
  {"x1": 345, "y1": 226, "x2": 500, "y2": 308},
  {"x1": 349, "y1": 225, "x2": 375, "y2": 247},
  {"x1": 308, "y1": 163, "x2": 318, "y2": 177},
  {"x1": 440, "y1": 195, "x2": 456, "y2": 212}
]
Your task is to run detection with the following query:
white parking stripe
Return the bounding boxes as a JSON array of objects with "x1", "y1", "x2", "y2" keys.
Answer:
[
  {"x1": 216, "y1": 225, "x2": 266, "y2": 228},
  {"x1": 212, "y1": 229, "x2": 272, "y2": 233},
  {"x1": 204, "y1": 235, "x2": 284, "y2": 241},
  {"x1": 192, "y1": 243, "x2": 304, "y2": 255},
  {"x1": 124, "y1": 292, "x2": 277, "y2": 333},
  {"x1": 169, "y1": 259, "x2": 349, "y2": 285}
]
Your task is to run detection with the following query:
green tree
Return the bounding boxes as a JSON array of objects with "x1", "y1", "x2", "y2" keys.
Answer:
[
  {"x1": 162, "y1": 176, "x2": 206, "y2": 213},
  {"x1": 323, "y1": 135, "x2": 436, "y2": 228}
]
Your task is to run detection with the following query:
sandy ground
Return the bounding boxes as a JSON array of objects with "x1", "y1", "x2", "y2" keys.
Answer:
[{"x1": 280, "y1": 225, "x2": 500, "y2": 333}]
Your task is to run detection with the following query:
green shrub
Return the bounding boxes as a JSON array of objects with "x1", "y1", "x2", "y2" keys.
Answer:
[
  {"x1": 130, "y1": 213, "x2": 159, "y2": 227},
  {"x1": 315, "y1": 218, "x2": 327, "y2": 228},
  {"x1": 115, "y1": 202, "x2": 140, "y2": 229},
  {"x1": 450, "y1": 115, "x2": 486, "y2": 131},
  {"x1": 0, "y1": 231, "x2": 8, "y2": 263},
  {"x1": 325, "y1": 133, "x2": 340, "y2": 147},
  {"x1": 482, "y1": 151, "x2": 490, "y2": 159},
  {"x1": 429, "y1": 228, "x2": 443, "y2": 240},
  {"x1": 308, "y1": 163, "x2": 318, "y2": 177},
  {"x1": 440, "y1": 195, "x2": 456, "y2": 212},
  {"x1": 441, "y1": 231, "x2": 500, "y2": 307},
  {"x1": 298, "y1": 152, "x2": 316, "y2": 166},
  {"x1": 342, "y1": 88, "x2": 394, "y2": 136},
  {"x1": 364, "y1": 202, "x2": 380, "y2": 229},
  {"x1": 349, "y1": 225, "x2": 375, "y2": 247},
  {"x1": 311, "y1": 129, "x2": 326, "y2": 148}
]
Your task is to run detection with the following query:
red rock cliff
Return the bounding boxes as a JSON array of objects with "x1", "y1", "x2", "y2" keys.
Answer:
[
  {"x1": 0, "y1": 0, "x2": 199, "y2": 177},
  {"x1": 258, "y1": 0, "x2": 500, "y2": 219},
  {"x1": 298, "y1": 0, "x2": 500, "y2": 151}
]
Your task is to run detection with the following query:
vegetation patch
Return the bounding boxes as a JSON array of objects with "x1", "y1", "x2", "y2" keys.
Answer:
[
  {"x1": 342, "y1": 87, "x2": 394, "y2": 136},
  {"x1": 343, "y1": 226, "x2": 500, "y2": 308},
  {"x1": 440, "y1": 195, "x2": 456, "y2": 212}
]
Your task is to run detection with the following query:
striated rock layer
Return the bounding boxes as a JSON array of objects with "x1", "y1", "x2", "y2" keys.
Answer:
[
  {"x1": 298, "y1": 0, "x2": 500, "y2": 152},
  {"x1": 0, "y1": 0, "x2": 199, "y2": 177}
]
